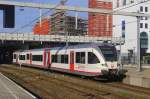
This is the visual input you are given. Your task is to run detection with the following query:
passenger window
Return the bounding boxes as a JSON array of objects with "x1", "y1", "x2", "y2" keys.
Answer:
[
  {"x1": 64, "y1": 55, "x2": 68, "y2": 64},
  {"x1": 32, "y1": 55, "x2": 43, "y2": 61},
  {"x1": 52, "y1": 55, "x2": 57, "y2": 63},
  {"x1": 76, "y1": 52, "x2": 85, "y2": 64},
  {"x1": 57, "y1": 55, "x2": 61, "y2": 63},
  {"x1": 19, "y1": 55, "x2": 25, "y2": 60},
  {"x1": 88, "y1": 52, "x2": 100, "y2": 64},
  {"x1": 61, "y1": 55, "x2": 65, "y2": 63},
  {"x1": 61, "y1": 55, "x2": 68, "y2": 64}
]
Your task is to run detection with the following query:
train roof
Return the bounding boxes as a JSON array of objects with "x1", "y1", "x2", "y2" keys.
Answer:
[
  {"x1": 53, "y1": 43, "x2": 113, "y2": 50},
  {"x1": 32, "y1": 43, "x2": 114, "y2": 51},
  {"x1": 15, "y1": 43, "x2": 114, "y2": 52}
]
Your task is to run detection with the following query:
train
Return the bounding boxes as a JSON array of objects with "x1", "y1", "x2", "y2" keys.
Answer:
[{"x1": 13, "y1": 43, "x2": 124, "y2": 79}]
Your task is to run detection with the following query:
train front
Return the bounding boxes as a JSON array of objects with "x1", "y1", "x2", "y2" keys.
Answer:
[{"x1": 99, "y1": 45, "x2": 125, "y2": 79}]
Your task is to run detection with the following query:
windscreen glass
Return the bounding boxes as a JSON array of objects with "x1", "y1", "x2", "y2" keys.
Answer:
[{"x1": 99, "y1": 45, "x2": 117, "y2": 61}]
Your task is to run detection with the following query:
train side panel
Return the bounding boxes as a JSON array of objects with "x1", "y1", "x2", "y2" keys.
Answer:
[
  {"x1": 31, "y1": 50, "x2": 44, "y2": 67},
  {"x1": 50, "y1": 49, "x2": 70, "y2": 70}
]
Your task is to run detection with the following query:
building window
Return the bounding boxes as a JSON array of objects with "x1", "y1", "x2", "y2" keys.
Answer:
[
  {"x1": 140, "y1": 6, "x2": 143, "y2": 12},
  {"x1": 117, "y1": 0, "x2": 119, "y2": 8},
  {"x1": 140, "y1": 17, "x2": 143, "y2": 20},
  {"x1": 145, "y1": 23, "x2": 148, "y2": 29},
  {"x1": 130, "y1": 0, "x2": 134, "y2": 3},
  {"x1": 145, "y1": 17, "x2": 148, "y2": 20},
  {"x1": 145, "y1": 7, "x2": 148, "y2": 12},
  {"x1": 140, "y1": 23, "x2": 143, "y2": 28},
  {"x1": 140, "y1": 32, "x2": 148, "y2": 49},
  {"x1": 123, "y1": 0, "x2": 126, "y2": 5}
]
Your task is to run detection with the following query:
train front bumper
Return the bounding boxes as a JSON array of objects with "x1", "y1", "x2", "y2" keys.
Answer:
[{"x1": 102, "y1": 69, "x2": 127, "y2": 76}]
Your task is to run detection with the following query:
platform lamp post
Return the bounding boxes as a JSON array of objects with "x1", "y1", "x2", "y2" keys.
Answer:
[
  {"x1": 137, "y1": 15, "x2": 141, "y2": 72},
  {"x1": 119, "y1": 36, "x2": 123, "y2": 70}
]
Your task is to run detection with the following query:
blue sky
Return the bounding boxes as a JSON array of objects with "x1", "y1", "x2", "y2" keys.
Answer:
[{"x1": 0, "y1": 0, "x2": 88, "y2": 33}]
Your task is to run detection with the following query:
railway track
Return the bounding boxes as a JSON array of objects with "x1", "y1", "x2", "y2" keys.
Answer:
[
  {"x1": 107, "y1": 82, "x2": 150, "y2": 95},
  {"x1": 0, "y1": 64, "x2": 150, "y2": 99}
]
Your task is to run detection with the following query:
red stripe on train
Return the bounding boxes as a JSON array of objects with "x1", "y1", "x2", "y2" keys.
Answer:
[
  {"x1": 70, "y1": 51, "x2": 74, "y2": 71},
  {"x1": 43, "y1": 49, "x2": 46, "y2": 66}
]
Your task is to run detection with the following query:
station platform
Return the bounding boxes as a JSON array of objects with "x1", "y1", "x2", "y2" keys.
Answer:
[
  {"x1": 123, "y1": 65, "x2": 150, "y2": 88},
  {"x1": 0, "y1": 73, "x2": 36, "y2": 99}
]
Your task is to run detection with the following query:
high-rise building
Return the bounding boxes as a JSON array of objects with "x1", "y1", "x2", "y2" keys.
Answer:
[
  {"x1": 51, "y1": 11, "x2": 87, "y2": 36},
  {"x1": 88, "y1": 0, "x2": 112, "y2": 37},
  {"x1": 113, "y1": 0, "x2": 150, "y2": 63},
  {"x1": 33, "y1": 11, "x2": 87, "y2": 36}
]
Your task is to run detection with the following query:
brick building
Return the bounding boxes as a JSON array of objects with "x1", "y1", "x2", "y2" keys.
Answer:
[
  {"x1": 88, "y1": 0, "x2": 112, "y2": 37},
  {"x1": 33, "y1": 17, "x2": 51, "y2": 35}
]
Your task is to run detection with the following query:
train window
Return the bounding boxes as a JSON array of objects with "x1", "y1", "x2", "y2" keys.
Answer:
[
  {"x1": 61, "y1": 55, "x2": 65, "y2": 63},
  {"x1": 57, "y1": 55, "x2": 61, "y2": 63},
  {"x1": 27, "y1": 54, "x2": 30, "y2": 60},
  {"x1": 19, "y1": 55, "x2": 25, "y2": 60},
  {"x1": 76, "y1": 52, "x2": 80, "y2": 63},
  {"x1": 76, "y1": 52, "x2": 85, "y2": 64},
  {"x1": 52, "y1": 55, "x2": 57, "y2": 63},
  {"x1": 32, "y1": 55, "x2": 43, "y2": 61},
  {"x1": 13, "y1": 54, "x2": 16, "y2": 59},
  {"x1": 61, "y1": 55, "x2": 68, "y2": 64},
  {"x1": 88, "y1": 52, "x2": 100, "y2": 64},
  {"x1": 64, "y1": 55, "x2": 68, "y2": 64}
]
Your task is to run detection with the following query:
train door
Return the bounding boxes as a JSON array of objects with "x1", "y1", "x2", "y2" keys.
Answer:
[
  {"x1": 70, "y1": 51, "x2": 74, "y2": 71},
  {"x1": 30, "y1": 53, "x2": 32, "y2": 65},
  {"x1": 75, "y1": 52, "x2": 86, "y2": 71},
  {"x1": 26, "y1": 53, "x2": 30, "y2": 64}
]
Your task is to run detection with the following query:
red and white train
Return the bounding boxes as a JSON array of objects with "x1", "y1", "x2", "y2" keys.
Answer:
[{"x1": 13, "y1": 43, "x2": 123, "y2": 78}]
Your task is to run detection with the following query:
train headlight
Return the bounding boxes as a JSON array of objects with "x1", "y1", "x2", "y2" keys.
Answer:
[
  {"x1": 101, "y1": 63, "x2": 107, "y2": 67},
  {"x1": 117, "y1": 63, "x2": 120, "y2": 67}
]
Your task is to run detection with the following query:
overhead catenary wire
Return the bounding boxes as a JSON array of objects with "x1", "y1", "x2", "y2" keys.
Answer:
[
  {"x1": 9, "y1": 1, "x2": 66, "y2": 34},
  {"x1": 3, "y1": 0, "x2": 150, "y2": 34}
]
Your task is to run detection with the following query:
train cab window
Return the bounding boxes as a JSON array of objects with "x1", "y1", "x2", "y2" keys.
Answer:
[
  {"x1": 88, "y1": 52, "x2": 100, "y2": 64},
  {"x1": 19, "y1": 55, "x2": 25, "y2": 60},
  {"x1": 13, "y1": 54, "x2": 16, "y2": 59},
  {"x1": 76, "y1": 52, "x2": 85, "y2": 64},
  {"x1": 32, "y1": 55, "x2": 43, "y2": 61},
  {"x1": 27, "y1": 54, "x2": 30, "y2": 60}
]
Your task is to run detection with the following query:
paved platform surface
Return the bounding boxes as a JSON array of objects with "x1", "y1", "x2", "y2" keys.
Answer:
[
  {"x1": 124, "y1": 65, "x2": 150, "y2": 78},
  {"x1": 0, "y1": 73, "x2": 37, "y2": 99},
  {"x1": 123, "y1": 65, "x2": 150, "y2": 88}
]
